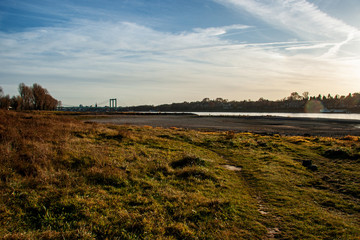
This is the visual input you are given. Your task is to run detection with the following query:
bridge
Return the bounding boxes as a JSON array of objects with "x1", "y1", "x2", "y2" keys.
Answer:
[{"x1": 57, "y1": 98, "x2": 122, "y2": 112}]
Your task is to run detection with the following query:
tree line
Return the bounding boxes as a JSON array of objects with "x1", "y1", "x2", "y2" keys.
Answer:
[
  {"x1": 124, "y1": 91, "x2": 360, "y2": 113},
  {"x1": 0, "y1": 83, "x2": 59, "y2": 110}
]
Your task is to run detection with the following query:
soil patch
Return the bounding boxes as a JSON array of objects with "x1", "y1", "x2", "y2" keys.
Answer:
[{"x1": 222, "y1": 165, "x2": 242, "y2": 171}]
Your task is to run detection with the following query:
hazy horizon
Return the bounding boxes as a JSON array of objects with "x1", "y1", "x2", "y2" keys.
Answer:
[{"x1": 1, "y1": 0, "x2": 359, "y2": 107}]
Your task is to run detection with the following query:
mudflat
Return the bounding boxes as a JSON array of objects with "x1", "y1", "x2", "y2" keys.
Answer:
[{"x1": 87, "y1": 114, "x2": 360, "y2": 137}]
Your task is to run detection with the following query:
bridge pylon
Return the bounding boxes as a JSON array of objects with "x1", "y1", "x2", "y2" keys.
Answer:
[{"x1": 109, "y1": 98, "x2": 117, "y2": 108}]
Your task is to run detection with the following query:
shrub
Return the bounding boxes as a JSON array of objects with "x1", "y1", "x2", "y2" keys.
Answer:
[
  {"x1": 323, "y1": 149, "x2": 351, "y2": 159},
  {"x1": 171, "y1": 155, "x2": 207, "y2": 169}
]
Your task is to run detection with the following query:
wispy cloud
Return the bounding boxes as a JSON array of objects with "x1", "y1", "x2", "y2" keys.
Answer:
[
  {"x1": 193, "y1": 24, "x2": 251, "y2": 36},
  {"x1": 1, "y1": 1, "x2": 359, "y2": 105},
  {"x1": 0, "y1": 21, "x2": 259, "y2": 104},
  {"x1": 321, "y1": 32, "x2": 357, "y2": 58},
  {"x1": 215, "y1": 0, "x2": 357, "y2": 37},
  {"x1": 215, "y1": 0, "x2": 360, "y2": 57}
]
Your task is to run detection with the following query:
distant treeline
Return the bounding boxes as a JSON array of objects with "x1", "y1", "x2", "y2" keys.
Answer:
[
  {"x1": 125, "y1": 92, "x2": 360, "y2": 113},
  {"x1": 0, "y1": 83, "x2": 59, "y2": 110}
]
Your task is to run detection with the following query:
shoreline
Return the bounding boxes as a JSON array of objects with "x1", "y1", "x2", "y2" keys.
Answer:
[{"x1": 85, "y1": 114, "x2": 360, "y2": 137}]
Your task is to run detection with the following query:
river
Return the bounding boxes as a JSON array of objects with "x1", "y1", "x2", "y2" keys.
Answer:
[{"x1": 190, "y1": 112, "x2": 360, "y2": 120}]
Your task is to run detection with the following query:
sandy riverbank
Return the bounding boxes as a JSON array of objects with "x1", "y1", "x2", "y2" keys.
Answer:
[{"x1": 85, "y1": 114, "x2": 360, "y2": 137}]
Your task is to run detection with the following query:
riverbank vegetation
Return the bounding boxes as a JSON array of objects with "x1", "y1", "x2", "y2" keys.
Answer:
[
  {"x1": 0, "y1": 110, "x2": 359, "y2": 239},
  {"x1": 124, "y1": 92, "x2": 360, "y2": 113},
  {"x1": 0, "y1": 83, "x2": 58, "y2": 111}
]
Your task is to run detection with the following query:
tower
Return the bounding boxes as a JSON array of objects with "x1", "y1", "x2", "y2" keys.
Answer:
[{"x1": 109, "y1": 98, "x2": 117, "y2": 108}]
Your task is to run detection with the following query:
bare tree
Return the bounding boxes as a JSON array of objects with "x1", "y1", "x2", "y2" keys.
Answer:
[
  {"x1": 44, "y1": 94, "x2": 58, "y2": 110},
  {"x1": 11, "y1": 96, "x2": 22, "y2": 110},
  {"x1": 18, "y1": 83, "x2": 34, "y2": 110},
  {"x1": 288, "y1": 92, "x2": 302, "y2": 101},
  {"x1": 16, "y1": 83, "x2": 59, "y2": 110},
  {"x1": 32, "y1": 83, "x2": 47, "y2": 110},
  {"x1": 302, "y1": 92, "x2": 309, "y2": 100},
  {"x1": 0, "y1": 95, "x2": 11, "y2": 110},
  {"x1": 0, "y1": 87, "x2": 11, "y2": 109}
]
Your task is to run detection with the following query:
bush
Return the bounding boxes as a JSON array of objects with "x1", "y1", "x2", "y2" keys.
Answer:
[
  {"x1": 323, "y1": 149, "x2": 351, "y2": 159},
  {"x1": 171, "y1": 155, "x2": 207, "y2": 169}
]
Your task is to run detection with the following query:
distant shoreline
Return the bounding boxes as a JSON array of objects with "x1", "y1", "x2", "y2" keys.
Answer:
[
  {"x1": 61, "y1": 110, "x2": 360, "y2": 120},
  {"x1": 84, "y1": 114, "x2": 360, "y2": 137}
]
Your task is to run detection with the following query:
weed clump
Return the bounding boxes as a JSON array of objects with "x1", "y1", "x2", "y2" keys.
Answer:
[
  {"x1": 302, "y1": 160, "x2": 318, "y2": 171},
  {"x1": 12, "y1": 154, "x2": 39, "y2": 177},
  {"x1": 323, "y1": 148, "x2": 351, "y2": 159},
  {"x1": 147, "y1": 164, "x2": 173, "y2": 178},
  {"x1": 62, "y1": 156, "x2": 96, "y2": 169},
  {"x1": 165, "y1": 223, "x2": 195, "y2": 240},
  {"x1": 176, "y1": 168, "x2": 217, "y2": 181},
  {"x1": 340, "y1": 135, "x2": 359, "y2": 141},
  {"x1": 85, "y1": 167, "x2": 126, "y2": 188},
  {"x1": 97, "y1": 133, "x2": 124, "y2": 141},
  {"x1": 171, "y1": 155, "x2": 207, "y2": 169}
]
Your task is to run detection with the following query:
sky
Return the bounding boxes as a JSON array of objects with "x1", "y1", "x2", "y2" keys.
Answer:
[{"x1": 0, "y1": 0, "x2": 359, "y2": 107}]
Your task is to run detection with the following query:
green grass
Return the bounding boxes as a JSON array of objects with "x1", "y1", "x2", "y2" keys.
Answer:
[{"x1": 0, "y1": 110, "x2": 359, "y2": 239}]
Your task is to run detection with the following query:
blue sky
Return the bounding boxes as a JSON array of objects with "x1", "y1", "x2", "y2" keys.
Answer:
[{"x1": 0, "y1": 0, "x2": 359, "y2": 106}]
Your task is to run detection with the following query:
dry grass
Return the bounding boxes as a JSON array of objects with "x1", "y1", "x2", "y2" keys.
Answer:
[{"x1": 0, "y1": 110, "x2": 359, "y2": 239}]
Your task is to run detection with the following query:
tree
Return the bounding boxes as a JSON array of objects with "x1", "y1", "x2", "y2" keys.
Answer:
[
  {"x1": 16, "y1": 83, "x2": 59, "y2": 110},
  {"x1": 0, "y1": 95, "x2": 11, "y2": 109},
  {"x1": 11, "y1": 96, "x2": 22, "y2": 111},
  {"x1": 258, "y1": 97, "x2": 267, "y2": 102},
  {"x1": 0, "y1": 87, "x2": 11, "y2": 109},
  {"x1": 302, "y1": 92, "x2": 309, "y2": 100},
  {"x1": 32, "y1": 83, "x2": 47, "y2": 110},
  {"x1": 18, "y1": 83, "x2": 34, "y2": 110},
  {"x1": 288, "y1": 92, "x2": 301, "y2": 101}
]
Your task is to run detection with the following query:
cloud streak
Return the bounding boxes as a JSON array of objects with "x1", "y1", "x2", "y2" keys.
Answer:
[
  {"x1": 1, "y1": 1, "x2": 359, "y2": 106},
  {"x1": 215, "y1": 0, "x2": 360, "y2": 57}
]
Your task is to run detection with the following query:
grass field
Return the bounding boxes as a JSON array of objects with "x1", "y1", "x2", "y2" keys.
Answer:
[{"x1": 0, "y1": 110, "x2": 359, "y2": 239}]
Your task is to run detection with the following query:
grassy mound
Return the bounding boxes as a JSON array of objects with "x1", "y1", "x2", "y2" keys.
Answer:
[{"x1": 0, "y1": 111, "x2": 359, "y2": 239}]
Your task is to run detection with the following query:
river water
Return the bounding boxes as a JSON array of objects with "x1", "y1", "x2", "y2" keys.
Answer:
[{"x1": 190, "y1": 112, "x2": 360, "y2": 121}]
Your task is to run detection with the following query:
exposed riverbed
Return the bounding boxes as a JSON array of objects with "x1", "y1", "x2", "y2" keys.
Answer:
[{"x1": 86, "y1": 114, "x2": 360, "y2": 137}]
